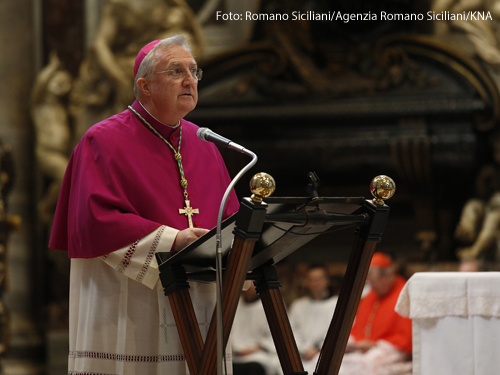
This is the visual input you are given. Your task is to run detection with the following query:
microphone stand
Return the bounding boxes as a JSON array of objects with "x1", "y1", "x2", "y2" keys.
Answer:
[{"x1": 215, "y1": 148, "x2": 257, "y2": 375}]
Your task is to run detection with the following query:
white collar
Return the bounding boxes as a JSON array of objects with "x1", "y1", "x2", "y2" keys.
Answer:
[{"x1": 138, "y1": 101, "x2": 180, "y2": 129}]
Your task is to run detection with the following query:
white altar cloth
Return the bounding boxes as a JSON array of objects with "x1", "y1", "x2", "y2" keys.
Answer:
[{"x1": 395, "y1": 272, "x2": 500, "y2": 375}]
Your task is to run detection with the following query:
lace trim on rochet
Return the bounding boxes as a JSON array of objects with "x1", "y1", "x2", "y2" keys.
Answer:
[
  {"x1": 116, "y1": 239, "x2": 140, "y2": 274},
  {"x1": 68, "y1": 350, "x2": 185, "y2": 362},
  {"x1": 136, "y1": 226, "x2": 164, "y2": 283}
]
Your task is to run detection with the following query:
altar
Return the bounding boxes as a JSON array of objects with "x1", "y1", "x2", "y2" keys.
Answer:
[{"x1": 396, "y1": 272, "x2": 500, "y2": 375}]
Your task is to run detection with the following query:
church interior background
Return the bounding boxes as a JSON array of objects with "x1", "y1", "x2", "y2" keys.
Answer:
[{"x1": 1, "y1": 0, "x2": 500, "y2": 373}]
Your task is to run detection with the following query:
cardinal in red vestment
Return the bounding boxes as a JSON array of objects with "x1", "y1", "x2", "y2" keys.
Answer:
[{"x1": 340, "y1": 252, "x2": 413, "y2": 375}]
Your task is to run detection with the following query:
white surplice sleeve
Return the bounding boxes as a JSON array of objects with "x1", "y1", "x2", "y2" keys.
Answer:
[{"x1": 99, "y1": 225, "x2": 179, "y2": 290}]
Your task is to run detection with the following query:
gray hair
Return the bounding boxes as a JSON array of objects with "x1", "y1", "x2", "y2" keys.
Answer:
[{"x1": 133, "y1": 34, "x2": 193, "y2": 99}]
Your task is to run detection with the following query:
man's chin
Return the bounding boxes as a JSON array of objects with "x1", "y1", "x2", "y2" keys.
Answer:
[{"x1": 178, "y1": 102, "x2": 197, "y2": 115}]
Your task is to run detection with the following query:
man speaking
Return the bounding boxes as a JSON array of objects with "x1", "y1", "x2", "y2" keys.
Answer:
[{"x1": 50, "y1": 35, "x2": 239, "y2": 374}]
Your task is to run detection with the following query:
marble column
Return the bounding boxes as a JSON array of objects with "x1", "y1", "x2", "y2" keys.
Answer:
[{"x1": 0, "y1": 0, "x2": 44, "y2": 368}]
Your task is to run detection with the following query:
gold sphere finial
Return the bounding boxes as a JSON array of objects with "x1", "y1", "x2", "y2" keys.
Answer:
[
  {"x1": 370, "y1": 175, "x2": 396, "y2": 206},
  {"x1": 250, "y1": 173, "x2": 276, "y2": 203}
]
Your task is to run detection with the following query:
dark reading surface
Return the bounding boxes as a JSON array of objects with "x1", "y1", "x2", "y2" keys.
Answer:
[{"x1": 157, "y1": 197, "x2": 366, "y2": 274}]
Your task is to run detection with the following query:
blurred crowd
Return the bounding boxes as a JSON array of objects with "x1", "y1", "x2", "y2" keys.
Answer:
[{"x1": 231, "y1": 252, "x2": 418, "y2": 375}]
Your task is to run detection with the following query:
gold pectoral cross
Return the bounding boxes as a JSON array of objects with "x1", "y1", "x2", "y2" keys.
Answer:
[{"x1": 179, "y1": 200, "x2": 199, "y2": 228}]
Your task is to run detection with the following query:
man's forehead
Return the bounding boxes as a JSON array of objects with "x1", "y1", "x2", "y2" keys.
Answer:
[
  {"x1": 167, "y1": 61, "x2": 197, "y2": 67},
  {"x1": 160, "y1": 46, "x2": 196, "y2": 65},
  {"x1": 368, "y1": 267, "x2": 385, "y2": 274},
  {"x1": 308, "y1": 268, "x2": 327, "y2": 277}
]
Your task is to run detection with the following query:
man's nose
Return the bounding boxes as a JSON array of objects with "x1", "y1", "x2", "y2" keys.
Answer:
[{"x1": 182, "y1": 72, "x2": 197, "y2": 85}]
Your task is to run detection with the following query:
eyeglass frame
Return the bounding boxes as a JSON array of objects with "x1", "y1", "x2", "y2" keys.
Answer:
[{"x1": 149, "y1": 67, "x2": 203, "y2": 81}]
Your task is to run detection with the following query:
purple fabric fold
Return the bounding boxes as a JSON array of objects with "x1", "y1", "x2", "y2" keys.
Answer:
[{"x1": 50, "y1": 100, "x2": 239, "y2": 258}]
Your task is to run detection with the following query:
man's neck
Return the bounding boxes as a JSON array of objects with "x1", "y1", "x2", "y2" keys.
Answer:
[
  {"x1": 311, "y1": 290, "x2": 330, "y2": 300},
  {"x1": 139, "y1": 100, "x2": 180, "y2": 128}
]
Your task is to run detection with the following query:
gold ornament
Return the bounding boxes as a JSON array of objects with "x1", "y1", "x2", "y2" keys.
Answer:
[
  {"x1": 370, "y1": 175, "x2": 396, "y2": 206},
  {"x1": 249, "y1": 173, "x2": 276, "y2": 203}
]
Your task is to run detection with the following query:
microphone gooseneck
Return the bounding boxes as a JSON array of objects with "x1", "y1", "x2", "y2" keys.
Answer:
[{"x1": 199, "y1": 126, "x2": 258, "y2": 375}]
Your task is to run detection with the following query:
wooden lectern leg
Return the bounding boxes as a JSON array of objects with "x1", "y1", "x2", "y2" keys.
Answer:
[
  {"x1": 160, "y1": 265, "x2": 204, "y2": 375},
  {"x1": 314, "y1": 239, "x2": 377, "y2": 375},
  {"x1": 255, "y1": 264, "x2": 307, "y2": 375},
  {"x1": 315, "y1": 200, "x2": 389, "y2": 375},
  {"x1": 196, "y1": 196, "x2": 267, "y2": 375},
  {"x1": 196, "y1": 235, "x2": 257, "y2": 375}
]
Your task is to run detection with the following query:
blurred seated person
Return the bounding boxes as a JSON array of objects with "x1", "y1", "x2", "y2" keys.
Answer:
[
  {"x1": 231, "y1": 282, "x2": 281, "y2": 375},
  {"x1": 340, "y1": 252, "x2": 412, "y2": 375},
  {"x1": 289, "y1": 264, "x2": 338, "y2": 374}
]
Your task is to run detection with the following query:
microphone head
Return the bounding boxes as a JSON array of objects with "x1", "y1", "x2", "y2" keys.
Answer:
[
  {"x1": 197, "y1": 127, "x2": 210, "y2": 141},
  {"x1": 196, "y1": 127, "x2": 232, "y2": 148}
]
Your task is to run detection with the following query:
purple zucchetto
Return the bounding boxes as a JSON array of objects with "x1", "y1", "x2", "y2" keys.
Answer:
[{"x1": 134, "y1": 39, "x2": 161, "y2": 77}]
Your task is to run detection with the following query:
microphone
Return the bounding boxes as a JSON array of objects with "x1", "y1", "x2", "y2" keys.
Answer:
[
  {"x1": 197, "y1": 126, "x2": 258, "y2": 375},
  {"x1": 197, "y1": 127, "x2": 249, "y2": 154}
]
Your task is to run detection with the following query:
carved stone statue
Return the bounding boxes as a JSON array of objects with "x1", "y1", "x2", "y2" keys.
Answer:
[
  {"x1": 432, "y1": 0, "x2": 500, "y2": 66},
  {"x1": 31, "y1": 51, "x2": 72, "y2": 224},
  {"x1": 70, "y1": 0, "x2": 204, "y2": 142},
  {"x1": 431, "y1": 0, "x2": 500, "y2": 262},
  {"x1": 455, "y1": 131, "x2": 500, "y2": 261}
]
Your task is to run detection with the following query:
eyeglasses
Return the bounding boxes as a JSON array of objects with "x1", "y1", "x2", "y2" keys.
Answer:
[{"x1": 151, "y1": 67, "x2": 203, "y2": 81}]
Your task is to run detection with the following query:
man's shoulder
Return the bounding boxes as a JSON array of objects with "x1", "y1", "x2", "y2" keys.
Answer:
[
  {"x1": 180, "y1": 119, "x2": 200, "y2": 135},
  {"x1": 388, "y1": 276, "x2": 407, "y2": 299},
  {"x1": 76, "y1": 110, "x2": 137, "y2": 152},
  {"x1": 325, "y1": 294, "x2": 339, "y2": 306},
  {"x1": 181, "y1": 119, "x2": 223, "y2": 156},
  {"x1": 359, "y1": 289, "x2": 378, "y2": 305},
  {"x1": 85, "y1": 111, "x2": 131, "y2": 139}
]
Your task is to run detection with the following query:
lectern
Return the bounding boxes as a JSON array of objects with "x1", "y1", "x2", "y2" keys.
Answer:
[{"x1": 156, "y1": 174, "x2": 395, "y2": 375}]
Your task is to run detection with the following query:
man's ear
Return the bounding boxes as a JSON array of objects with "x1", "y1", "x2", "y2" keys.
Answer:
[{"x1": 136, "y1": 77, "x2": 151, "y2": 97}]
